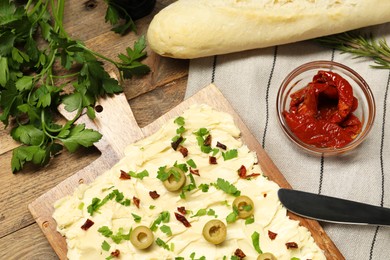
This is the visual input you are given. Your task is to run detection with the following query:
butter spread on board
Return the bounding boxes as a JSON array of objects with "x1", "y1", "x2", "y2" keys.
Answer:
[{"x1": 53, "y1": 104, "x2": 325, "y2": 260}]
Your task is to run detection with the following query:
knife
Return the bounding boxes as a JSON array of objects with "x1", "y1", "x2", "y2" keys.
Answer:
[{"x1": 278, "y1": 188, "x2": 390, "y2": 226}]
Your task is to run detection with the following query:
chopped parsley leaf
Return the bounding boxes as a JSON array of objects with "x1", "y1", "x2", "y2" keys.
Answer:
[
  {"x1": 98, "y1": 226, "x2": 131, "y2": 244},
  {"x1": 243, "y1": 204, "x2": 252, "y2": 212},
  {"x1": 245, "y1": 216, "x2": 255, "y2": 225},
  {"x1": 78, "y1": 202, "x2": 84, "y2": 210},
  {"x1": 222, "y1": 149, "x2": 238, "y2": 160},
  {"x1": 174, "y1": 116, "x2": 185, "y2": 126},
  {"x1": 214, "y1": 178, "x2": 241, "y2": 197},
  {"x1": 193, "y1": 128, "x2": 209, "y2": 137},
  {"x1": 150, "y1": 211, "x2": 170, "y2": 231},
  {"x1": 98, "y1": 226, "x2": 113, "y2": 237},
  {"x1": 132, "y1": 213, "x2": 141, "y2": 223},
  {"x1": 212, "y1": 148, "x2": 220, "y2": 156},
  {"x1": 176, "y1": 126, "x2": 185, "y2": 134},
  {"x1": 160, "y1": 225, "x2": 172, "y2": 236},
  {"x1": 128, "y1": 169, "x2": 149, "y2": 180},
  {"x1": 101, "y1": 240, "x2": 110, "y2": 251},
  {"x1": 155, "y1": 238, "x2": 170, "y2": 251},
  {"x1": 120, "y1": 199, "x2": 131, "y2": 206},
  {"x1": 111, "y1": 228, "x2": 131, "y2": 244},
  {"x1": 190, "y1": 252, "x2": 206, "y2": 260},
  {"x1": 251, "y1": 231, "x2": 263, "y2": 254},
  {"x1": 157, "y1": 166, "x2": 183, "y2": 182},
  {"x1": 199, "y1": 183, "x2": 210, "y2": 192},
  {"x1": 180, "y1": 173, "x2": 197, "y2": 199},
  {"x1": 226, "y1": 206, "x2": 239, "y2": 224},
  {"x1": 194, "y1": 128, "x2": 212, "y2": 154},
  {"x1": 174, "y1": 161, "x2": 188, "y2": 173},
  {"x1": 87, "y1": 189, "x2": 131, "y2": 216},
  {"x1": 186, "y1": 159, "x2": 197, "y2": 168},
  {"x1": 149, "y1": 205, "x2": 156, "y2": 209},
  {"x1": 191, "y1": 208, "x2": 217, "y2": 218},
  {"x1": 191, "y1": 208, "x2": 207, "y2": 218}
]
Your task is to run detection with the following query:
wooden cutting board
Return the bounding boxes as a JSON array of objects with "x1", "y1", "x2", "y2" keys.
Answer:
[{"x1": 28, "y1": 84, "x2": 344, "y2": 260}]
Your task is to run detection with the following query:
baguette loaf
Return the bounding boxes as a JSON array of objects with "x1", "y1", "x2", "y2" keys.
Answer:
[{"x1": 147, "y1": 0, "x2": 390, "y2": 59}]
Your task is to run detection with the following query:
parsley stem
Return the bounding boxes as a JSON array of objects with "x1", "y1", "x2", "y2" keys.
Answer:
[
  {"x1": 77, "y1": 44, "x2": 122, "y2": 79},
  {"x1": 50, "y1": 72, "x2": 80, "y2": 79}
]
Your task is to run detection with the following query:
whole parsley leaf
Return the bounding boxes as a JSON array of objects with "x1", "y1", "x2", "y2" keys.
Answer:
[{"x1": 60, "y1": 124, "x2": 102, "y2": 152}]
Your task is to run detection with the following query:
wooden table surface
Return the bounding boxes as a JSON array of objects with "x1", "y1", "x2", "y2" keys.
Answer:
[{"x1": 0, "y1": 1, "x2": 188, "y2": 259}]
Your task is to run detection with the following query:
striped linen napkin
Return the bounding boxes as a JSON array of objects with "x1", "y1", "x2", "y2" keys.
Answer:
[{"x1": 185, "y1": 23, "x2": 390, "y2": 260}]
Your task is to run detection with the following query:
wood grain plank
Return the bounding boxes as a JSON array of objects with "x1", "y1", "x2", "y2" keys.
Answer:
[
  {"x1": 0, "y1": 223, "x2": 57, "y2": 260},
  {"x1": 29, "y1": 84, "x2": 343, "y2": 260},
  {"x1": 0, "y1": 147, "x2": 100, "y2": 239}
]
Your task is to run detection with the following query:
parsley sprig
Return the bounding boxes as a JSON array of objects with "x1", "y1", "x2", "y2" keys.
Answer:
[{"x1": 0, "y1": 0, "x2": 150, "y2": 172}]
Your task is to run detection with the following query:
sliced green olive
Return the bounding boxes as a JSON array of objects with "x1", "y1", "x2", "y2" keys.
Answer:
[
  {"x1": 257, "y1": 252, "x2": 277, "y2": 260},
  {"x1": 130, "y1": 225, "x2": 154, "y2": 249},
  {"x1": 202, "y1": 219, "x2": 227, "y2": 245},
  {"x1": 163, "y1": 167, "x2": 186, "y2": 191},
  {"x1": 233, "y1": 195, "x2": 254, "y2": 219}
]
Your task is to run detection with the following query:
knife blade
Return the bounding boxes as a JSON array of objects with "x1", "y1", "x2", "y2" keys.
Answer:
[{"x1": 278, "y1": 188, "x2": 390, "y2": 226}]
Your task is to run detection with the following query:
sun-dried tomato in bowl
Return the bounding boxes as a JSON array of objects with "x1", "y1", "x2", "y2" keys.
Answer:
[{"x1": 276, "y1": 61, "x2": 375, "y2": 156}]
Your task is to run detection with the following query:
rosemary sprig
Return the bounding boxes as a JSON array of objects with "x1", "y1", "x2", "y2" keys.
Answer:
[{"x1": 318, "y1": 32, "x2": 390, "y2": 69}]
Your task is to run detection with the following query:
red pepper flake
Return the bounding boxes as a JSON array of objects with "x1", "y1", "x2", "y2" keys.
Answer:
[
  {"x1": 171, "y1": 136, "x2": 183, "y2": 151},
  {"x1": 234, "y1": 248, "x2": 246, "y2": 259},
  {"x1": 119, "y1": 170, "x2": 130, "y2": 180},
  {"x1": 111, "y1": 249, "x2": 120, "y2": 258},
  {"x1": 80, "y1": 218, "x2": 94, "y2": 230},
  {"x1": 263, "y1": 193, "x2": 268, "y2": 198},
  {"x1": 268, "y1": 230, "x2": 277, "y2": 240},
  {"x1": 209, "y1": 156, "x2": 217, "y2": 164},
  {"x1": 238, "y1": 165, "x2": 247, "y2": 178},
  {"x1": 190, "y1": 168, "x2": 200, "y2": 176},
  {"x1": 177, "y1": 206, "x2": 187, "y2": 215},
  {"x1": 286, "y1": 242, "x2": 298, "y2": 249},
  {"x1": 216, "y1": 141, "x2": 227, "y2": 150},
  {"x1": 178, "y1": 146, "x2": 188, "y2": 157},
  {"x1": 174, "y1": 212, "x2": 191, "y2": 227},
  {"x1": 204, "y1": 134, "x2": 212, "y2": 146},
  {"x1": 245, "y1": 173, "x2": 261, "y2": 179},
  {"x1": 237, "y1": 165, "x2": 260, "y2": 179},
  {"x1": 149, "y1": 191, "x2": 160, "y2": 200},
  {"x1": 133, "y1": 196, "x2": 140, "y2": 208}
]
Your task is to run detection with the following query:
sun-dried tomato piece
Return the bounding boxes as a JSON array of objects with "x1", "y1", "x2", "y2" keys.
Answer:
[
  {"x1": 268, "y1": 230, "x2": 277, "y2": 240},
  {"x1": 286, "y1": 242, "x2": 298, "y2": 249},
  {"x1": 149, "y1": 191, "x2": 160, "y2": 199},
  {"x1": 216, "y1": 141, "x2": 227, "y2": 150},
  {"x1": 174, "y1": 212, "x2": 191, "y2": 227},
  {"x1": 80, "y1": 219, "x2": 94, "y2": 230},
  {"x1": 238, "y1": 165, "x2": 247, "y2": 178},
  {"x1": 190, "y1": 168, "x2": 200, "y2": 176},
  {"x1": 177, "y1": 206, "x2": 186, "y2": 215},
  {"x1": 234, "y1": 248, "x2": 246, "y2": 259},
  {"x1": 209, "y1": 156, "x2": 217, "y2": 164},
  {"x1": 119, "y1": 170, "x2": 130, "y2": 180},
  {"x1": 111, "y1": 249, "x2": 120, "y2": 257},
  {"x1": 204, "y1": 134, "x2": 212, "y2": 146},
  {"x1": 171, "y1": 136, "x2": 183, "y2": 151},
  {"x1": 178, "y1": 146, "x2": 188, "y2": 157},
  {"x1": 133, "y1": 196, "x2": 140, "y2": 208}
]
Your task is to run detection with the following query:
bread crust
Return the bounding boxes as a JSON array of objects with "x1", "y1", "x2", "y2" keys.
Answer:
[{"x1": 147, "y1": 0, "x2": 390, "y2": 59}]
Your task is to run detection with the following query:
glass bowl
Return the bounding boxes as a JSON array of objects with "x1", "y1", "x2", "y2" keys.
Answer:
[{"x1": 276, "y1": 60, "x2": 376, "y2": 156}]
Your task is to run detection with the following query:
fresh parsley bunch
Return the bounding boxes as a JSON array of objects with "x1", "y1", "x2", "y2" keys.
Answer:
[{"x1": 0, "y1": 0, "x2": 150, "y2": 172}]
